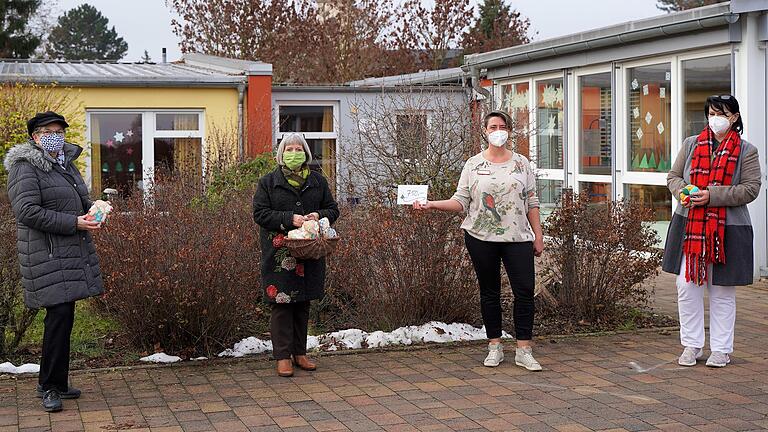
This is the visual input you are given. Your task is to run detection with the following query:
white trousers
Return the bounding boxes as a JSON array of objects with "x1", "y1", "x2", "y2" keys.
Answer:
[{"x1": 676, "y1": 257, "x2": 736, "y2": 353}]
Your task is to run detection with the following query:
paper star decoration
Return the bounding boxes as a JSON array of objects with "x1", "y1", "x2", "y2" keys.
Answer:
[
  {"x1": 126, "y1": 147, "x2": 134, "y2": 156},
  {"x1": 125, "y1": 130, "x2": 134, "y2": 137},
  {"x1": 507, "y1": 90, "x2": 529, "y2": 110},
  {"x1": 105, "y1": 139, "x2": 115, "y2": 148},
  {"x1": 114, "y1": 132, "x2": 124, "y2": 143},
  {"x1": 541, "y1": 85, "x2": 558, "y2": 107},
  {"x1": 543, "y1": 115, "x2": 557, "y2": 136}
]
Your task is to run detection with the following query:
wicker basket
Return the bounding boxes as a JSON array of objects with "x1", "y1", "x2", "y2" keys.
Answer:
[{"x1": 283, "y1": 237, "x2": 340, "y2": 260}]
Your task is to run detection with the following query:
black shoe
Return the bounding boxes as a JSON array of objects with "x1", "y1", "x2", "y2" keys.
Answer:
[
  {"x1": 36, "y1": 384, "x2": 81, "y2": 399},
  {"x1": 41, "y1": 390, "x2": 62, "y2": 412}
]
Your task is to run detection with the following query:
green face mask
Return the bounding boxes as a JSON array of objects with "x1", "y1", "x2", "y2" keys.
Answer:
[{"x1": 283, "y1": 151, "x2": 306, "y2": 170}]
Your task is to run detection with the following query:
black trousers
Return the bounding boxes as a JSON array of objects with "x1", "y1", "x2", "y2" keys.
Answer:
[
  {"x1": 39, "y1": 302, "x2": 76, "y2": 392},
  {"x1": 270, "y1": 301, "x2": 311, "y2": 360},
  {"x1": 464, "y1": 232, "x2": 535, "y2": 341}
]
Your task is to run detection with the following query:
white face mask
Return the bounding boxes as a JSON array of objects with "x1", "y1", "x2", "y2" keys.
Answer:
[
  {"x1": 487, "y1": 130, "x2": 509, "y2": 147},
  {"x1": 708, "y1": 115, "x2": 731, "y2": 135}
]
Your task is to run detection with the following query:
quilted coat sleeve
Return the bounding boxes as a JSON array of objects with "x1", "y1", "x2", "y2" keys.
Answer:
[
  {"x1": 253, "y1": 175, "x2": 294, "y2": 232},
  {"x1": 7, "y1": 162, "x2": 78, "y2": 235}
]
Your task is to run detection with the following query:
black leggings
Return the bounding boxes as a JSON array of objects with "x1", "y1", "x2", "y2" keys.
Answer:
[{"x1": 464, "y1": 232, "x2": 535, "y2": 340}]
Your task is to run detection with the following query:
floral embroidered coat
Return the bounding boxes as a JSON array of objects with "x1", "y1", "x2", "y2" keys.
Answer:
[{"x1": 252, "y1": 168, "x2": 339, "y2": 304}]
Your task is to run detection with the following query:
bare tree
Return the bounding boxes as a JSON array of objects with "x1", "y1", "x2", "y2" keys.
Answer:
[
  {"x1": 169, "y1": 0, "x2": 414, "y2": 83},
  {"x1": 340, "y1": 87, "x2": 474, "y2": 204},
  {"x1": 393, "y1": 0, "x2": 474, "y2": 70}
]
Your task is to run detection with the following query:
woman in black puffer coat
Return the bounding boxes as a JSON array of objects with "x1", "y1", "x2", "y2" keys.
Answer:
[{"x1": 4, "y1": 112, "x2": 104, "y2": 413}]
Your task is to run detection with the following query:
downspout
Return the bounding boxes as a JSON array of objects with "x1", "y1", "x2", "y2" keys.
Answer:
[
  {"x1": 469, "y1": 65, "x2": 492, "y2": 110},
  {"x1": 237, "y1": 82, "x2": 246, "y2": 162},
  {"x1": 759, "y1": 12, "x2": 768, "y2": 276},
  {"x1": 610, "y1": 61, "x2": 618, "y2": 201},
  {"x1": 562, "y1": 69, "x2": 569, "y2": 189}
]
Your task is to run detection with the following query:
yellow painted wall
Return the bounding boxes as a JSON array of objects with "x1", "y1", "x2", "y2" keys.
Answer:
[
  {"x1": 47, "y1": 86, "x2": 241, "y2": 190},
  {"x1": 52, "y1": 85, "x2": 240, "y2": 154}
]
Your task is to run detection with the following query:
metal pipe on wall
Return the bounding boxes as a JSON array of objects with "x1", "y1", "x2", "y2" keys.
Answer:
[
  {"x1": 562, "y1": 69, "x2": 569, "y2": 189},
  {"x1": 237, "y1": 83, "x2": 246, "y2": 161}
]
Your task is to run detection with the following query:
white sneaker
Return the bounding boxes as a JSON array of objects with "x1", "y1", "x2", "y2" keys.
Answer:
[
  {"x1": 706, "y1": 351, "x2": 731, "y2": 368},
  {"x1": 515, "y1": 347, "x2": 542, "y2": 371},
  {"x1": 678, "y1": 347, "x2": 703, "y2": 366},
  {"x1": 483, "y1": 342, "x2": 504, "y2": 367}
]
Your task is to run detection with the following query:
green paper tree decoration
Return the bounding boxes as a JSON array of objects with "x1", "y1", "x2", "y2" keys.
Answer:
[{"x1": 639, "y1": 154, "x2": 649, "y2": 169}]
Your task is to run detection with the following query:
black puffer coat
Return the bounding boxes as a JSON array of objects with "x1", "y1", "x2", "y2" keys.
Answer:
[
  {"x1": 4, "y1": 141, "x2": 104, "y2": 309},
  {"x1": 252, "y1": 168, "x2": 339, "y2": 304}
]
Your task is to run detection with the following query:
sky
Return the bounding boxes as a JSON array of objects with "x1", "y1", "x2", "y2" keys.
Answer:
[{"x1": 53, "y1": 0, "x2": 666, "y2": 63}]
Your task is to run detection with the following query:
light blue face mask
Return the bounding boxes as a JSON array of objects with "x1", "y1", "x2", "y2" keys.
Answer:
[{"x1": 39, "y1": 133, "x2": 65, "y2": 153}]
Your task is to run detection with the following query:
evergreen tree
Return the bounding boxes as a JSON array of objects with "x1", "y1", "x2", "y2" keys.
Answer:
[
  {"x1": 0, "y1": 0, "x2": 42, "y2": 58},
  {"x1": 462, "y1": 0, "x2": 531, "y2": 56},
  {"x1": 656, "y1": 0, "x2": 726, "y2": 12},
  {"x1": 141, "y1": 49, "x2": 152, "y2": 63},
  {"x1": 47, "y1": 4, "x2": 128, "y2": 60}
]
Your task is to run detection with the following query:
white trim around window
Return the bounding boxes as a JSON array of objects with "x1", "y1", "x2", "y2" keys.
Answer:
[{"x1": 85, "y1": 109, "x2": 205, "y2": 193}]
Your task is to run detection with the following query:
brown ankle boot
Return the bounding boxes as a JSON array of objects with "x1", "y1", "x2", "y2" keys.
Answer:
[
  {"x1": 293, "y1": 355, "x2": 317, "y2": 371},
  {"x1": 276, "y1": 359, "x2": 294, "y2": 377}
]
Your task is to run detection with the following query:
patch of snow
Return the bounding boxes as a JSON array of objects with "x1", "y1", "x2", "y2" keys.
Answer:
[
  {"x1": 191, "y1": 357, "x2": 208, "y2": 361},
  {"x1": 140, "y1": 353, "x2": 182, "y2": 363},
  {"x1": 219, "y1": 321, "x2": 512, "y2": 357},
  {"x1": 0, "y1": 362, "x2": 40, "y2": 374},
  {"x1": 218, "y1": 337, "x2": 272, "y2": 357}
]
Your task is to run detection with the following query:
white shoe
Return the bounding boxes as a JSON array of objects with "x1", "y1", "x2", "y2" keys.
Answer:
[
  {"x1": 706, "y1": 351, "x2": 730, "y2": 368},
  {"x1": 678, "y1": 347, "x2": 703, "y2": 366},
  {"x1": 515, "y1": 347, "x2": 542, "y2": 371},
  {"x1": 483, "y1": 342, "x2": 504, "y2": 367}
]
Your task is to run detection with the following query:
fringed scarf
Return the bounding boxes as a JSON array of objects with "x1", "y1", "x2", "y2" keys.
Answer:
[
  {"x1": 281, "y1": 165, "x2": 310, "y2": 190},
  {"x1": 683, "y1": 127, "x2": 741, "y2": 285}
]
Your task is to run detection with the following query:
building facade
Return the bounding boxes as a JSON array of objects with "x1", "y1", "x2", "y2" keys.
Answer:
[{"x1": 463, "y1": 1, "x2": 768, "y2": 281}]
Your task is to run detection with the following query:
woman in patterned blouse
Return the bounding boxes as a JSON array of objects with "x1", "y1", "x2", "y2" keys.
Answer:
[{"x1": 413, "y1": 110, "x2": 544, "y2": 371}]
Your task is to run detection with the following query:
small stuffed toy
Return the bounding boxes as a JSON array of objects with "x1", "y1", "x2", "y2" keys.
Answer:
[
  {"x1": 288, "y1": 217, "x2": 337, "y2": 239},
  {"x1": 85, "y1": 200, "x2": 112, "y2": 223},
  {"x1": 679, "y1": 185, "x2": 700, "y2": 206}
]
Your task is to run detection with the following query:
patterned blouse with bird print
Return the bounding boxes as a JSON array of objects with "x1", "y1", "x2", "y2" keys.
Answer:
[{"x1": 451, "y1": 152, "x2": 539, "y2": 243}]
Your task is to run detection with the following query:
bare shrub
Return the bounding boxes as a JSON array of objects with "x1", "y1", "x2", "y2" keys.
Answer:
[
  {"x1": 93, "y1": 171, "x2": 266, "y2": 357},
  {"x1": 320, "y1": 204, "x2": 480, "y2": 332},
  {"x1": 538, "y1": 191, "x2": 663, "y2": 323},
  {"x1": 0, "y1": 190, "x2": 39, "y2": 356},
  {"x1": 341, "y1": 87, "x2": 474, "y2": 203}
]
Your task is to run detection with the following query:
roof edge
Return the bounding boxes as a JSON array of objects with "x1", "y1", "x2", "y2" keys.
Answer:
[{"x1": 464, "y1": 3, "x2": 732, "y2": 70}]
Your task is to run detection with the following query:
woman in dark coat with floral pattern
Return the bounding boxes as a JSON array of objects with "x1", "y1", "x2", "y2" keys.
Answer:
[{"x1": 253, "y1": 132, "x2": 339, "y2": 377}]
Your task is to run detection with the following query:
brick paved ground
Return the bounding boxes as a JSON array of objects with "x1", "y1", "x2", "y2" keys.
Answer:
[{"x1": 2, "y1": 272, "x2": 768, "y2": 431}]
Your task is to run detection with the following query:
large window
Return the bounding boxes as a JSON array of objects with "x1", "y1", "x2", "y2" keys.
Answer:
[
  {"x1": 625, "y1": 184, "x2": 672, "y2": 246},
  {"x1": 89, "y1": 111, "x2": 203, "y2": 196},
  {"x1": 395, "y1": 111, "x2": 428, "y2": 161},
  {"x1": 579, "y1": 73, "x2": 612, "y2": 175},
  {"x1": 682, "y1": 55, "x2": 731, "y2": 138},
  {"x1": 627, "y1": 63, "x2": 671, "y2": 173},
  {"x1": 535, "y1": 78, "x2": 564, "y2": 169},
  {"x1": 276, "y1": 104, "x2": 337, "y2": 189},
  {"x1": 537, "y1": 179, "x2": 562, "y2": 218},
  {"x1": 580, "y1": 181, "x2": 611, "y2": 204},
  {"x1": 499, "y1": 82, "x2": 530, "y2": 158}
]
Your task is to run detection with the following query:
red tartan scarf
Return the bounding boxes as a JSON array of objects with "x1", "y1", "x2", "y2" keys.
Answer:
[{"x1": 683, "y1": 127, "x2": 741, "y2": 285}]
